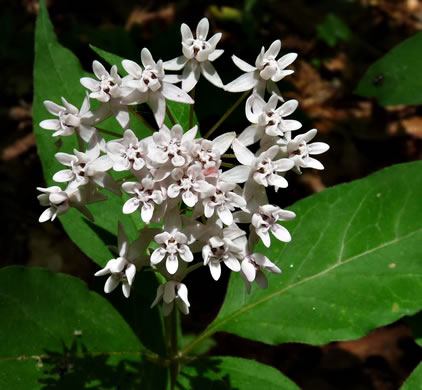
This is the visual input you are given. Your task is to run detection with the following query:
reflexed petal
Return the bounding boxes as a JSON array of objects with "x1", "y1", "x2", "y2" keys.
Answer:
[
  {"x1": 238, "y1": 125, "x2": 264, "y2": 147},
  {"x1": 104, "y1": 275, "x2": 119, "y2": 293},
  {"x1": 271, "y1": 223, "x2": 291, "y2": 242},
  {"x1": 224, "y1": 256, "x2": 241, "y2": 272},
  {"x1": 163, "y1": 282, "x2": 176, "y2": 303},
  {"x1": 40, "y1": 119, "x2": 61, "y2": 130},
  {"x1": 273, "y1": 158, "x2": 295, "y2": 172},
  {"x1": 176, "y1": 283, "x2": 190, "y2": 307},
  {"x1": 151, "y1": 285, "x2": 164, "y2": 308},
  {"x1": 94, "y1": 267, "x2": 110, "y2": 277},
  {"x1": 277, "y1": 52, "x2": 298, "y2": 69},
  {"x1": 163, "y1": 56, "x2": 188, "y2": 71},
  {"x1": 122, "y1": 282, "x2": 131, "y2": 298},
  {"x1": 281, "y1": 119, "x2": 302, "y2": 131},
  {"x1": 182, "y1": 190, "x2": 198, "y2": 207},
  {"x1": 39, "y1": 207, "x2": 54, "y2": 223},
  {"x1": 44, "y1": 100, "x2": 64, "y2": 115},
  {"x1": 141, "y1": 203, "x2": 154, "y2": 223},
  {"x1": 232, "y1": 55, "x2": 256, "y2": 72},
  {"x1": 125, "y1": 263, "x2": 136, "y2": 285},
  {"x1": 225, "y1": 71, "x2": 258, "y2": 92},
  {"x1": 212, "y1": 132, "x2": 236, "y2": 154},
  {"x1": 255, "y1": 271, "x2": 268, "y2": 289},
  {"x1": 123, "y1": 198, "x2": 140, "y2": 214},
  {"x1": 303, "y1": 156, "x2": 324, "y2": 170},
  {"x1": 220, "y1": 165, "x2": 251, "y2": 183},
  {"x1": 162, "y1": 82, "x2": 194, "y2": 104},
  {"x1": 241, "y1": 260, "x2": 256, "y2": 282},
  {"x1": 209, "y1": 261, "x2": 221, "y2": 281},
  {"x1": 182, "y1": 125, "x2": 198, "y2": 143},
  {"x1": 217, "y1": 207, "x2": 233, "y2": 226},
  {"x1": 52, "y1": 170, "x2": 74, "y2": 182},
  {"x1": 179, "y1": 245, "x2": 193, "y2": 262},
  {"x1": 257, "y1": 229, "x2": 271, "y2": 247},
  {"x1": 166, "y1": 255, "x2": 179, "y2": 274},
  {"x1": 200, "y1": 61, "x2": 223, "y2": 88},
  {"x1": 208, "y1": 49, "x2": 224, "y2": 62},
  {"x1": 233, "y1": 139, "x2": 255, "y2": 166},
  {"x1": 267, "y1": 174, "x2": 288, "y2": 189},
  {"x1": 151, "y1": 247, "x2": 166, "y2": 264},
  {"x1": 90, "y1": 155, "x2": 113, "y2": 172},
  {"x1": 279, "y1": 99, "x2": 298, "y2": 116},
  {"x1": 55, "y1": 152, "x2": 76, "y2": 166},
  {"x1": 149, "y1": 92, "x2": 166, "y2": 127},
  {"x1": 308, "y1": 142, "x2": 329, "y2": 155}
]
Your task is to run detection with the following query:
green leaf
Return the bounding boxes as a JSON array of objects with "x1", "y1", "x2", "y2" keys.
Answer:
[
  {"x1": 317, "y1": 13, "x2": 352, "y2": 47},
  {"x1": 183, "y1": 162, "x2": 422, "y2": 353},
  {"x1": 355, "y1": 32, "x2": 422, "y2": 106},
  {"x1": 178, "y1": 356, "x2": 300, "y2": 390},
  {"x1": 0, "y1": 266, "x2": 168, "y2": 389},
  {"x1": 400, "y1": 363, "x2": 422, "y2": 389},
  {"x1": 90, "y1": 44, "x2": 197, "y2": 130}
]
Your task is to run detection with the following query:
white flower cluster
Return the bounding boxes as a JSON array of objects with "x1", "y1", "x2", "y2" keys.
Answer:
[{"x1": 37, "y1": 18, "x2": 329, "y2": 315}]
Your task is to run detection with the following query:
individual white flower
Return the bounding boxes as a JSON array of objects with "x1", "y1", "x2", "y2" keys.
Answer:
[
  {"x1": 167, "y1": 164, "x2": 215, "y2": 207},
  {"x1": 150, "y1": 229, "x2": 193, "y2": 275},
  {"x1": 121, "y1": 177, "x2": 164, "y2": 223},
  {"x1": 282, "y1": 129, "x2": 330, "y2": 173},
  {"x1": 37, "y1": 186, "x2": 72, "y2": 223},
  {"x1": 150, "y1": 281, "x2": 190, "y2": 316},
  {"x1": 94, "y1": 223, "x2": 156, "y2": 298},
  {"x1": 40, "y1": 95, "x2": 96, "y2": 142},
  {"x1": 201, "y1": 181, "x2": 246, "y2": 225},
  {"x1": 121, "y1": 48, "x2": 194, "y2": 127},
  {"x1": 37, "y1": 184, "x2": 106, "y2": 223},
  {"x1": 107, "y1": 129, "x2": 149, "y2": 172},
  {"x1": 163, "y1": 17, "x2": 224, "y2": 92},
  {"x1": 225, "y1": 40, "x2": 297, "y2": 97},
  {"x1": 80, "y1": 61, "x2": 130, "y2": 128},
  {"x1": 241, "y1": 253, "x2": 281, "y2": 293},
  {"x1": 251, "y1": 204, "x2": 295, "y2": 247},
  {"x1": 239, "y1": 93, "x2": 302, "y2": 146},
  {"x1": 192, "y1": 132, "x2": 236, "y2": 176},
  {"x1": 224, "y1": 139, "x2": 294, "y2": 192},
  {"x1": 202, "y1": 225, "x2": 246, "y2": 280},
  {"x1": 53, "y1": 135, "x2": 119, "y2": 194},
  {"x1": 148, "y1": 124, "x2": 197, "y2": 169}
]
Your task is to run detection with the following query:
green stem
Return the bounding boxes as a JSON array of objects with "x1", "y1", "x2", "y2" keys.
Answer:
[
  {"x1": 222, "y1": 153, "x2": 236, "y2": 159},
  {"x1": 184, "y1": 262, "x2": 203, "y2": 277},
  {"x1": 189, "y1": 88, "x2": 195, "y2": 129},
  {"x1": 221, "y1": 162, "x2": 235, "y2": 168},
  {"x1": 96, "y1": 127, "x2": 122, "y2": 138},
  {"x1": 166, "y1": 308, "x2": 180, "y2": 389},
  {"x1": 166, "y1": 106, "x2": 177, "y2": 126},
  {"x1": 204, "y1": 90, "x2": 249, "y2": 139},
  {"x1": 76, "y1": 132, "x2": 84, "y2": 151},
  {"x1": 129, "y1": 106, "x2": 156, "y2": 132}
]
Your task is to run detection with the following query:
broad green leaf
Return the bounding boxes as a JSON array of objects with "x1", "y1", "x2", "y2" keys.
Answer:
[
  {"x1": 178, "y1": 356, "x2": 299, "y2": 390},
  {"x1": 182, "y1": 162, "x2": 422, "y2": 353},
  {"x1": 33, "y1": 0, "x2": 140, "y2": 266},
  {"x1": 90, "y1": 44, "x2": 197, "y2": 130},
  {"x1": 355, "y1": 32, "x2": 422, "y2": 106},
  {"x1": 0, "y1": 266, "x2": 168, "y2": 389},
  {"x1": 400, "y1": 363, "x2": 422, "y2": 390}
]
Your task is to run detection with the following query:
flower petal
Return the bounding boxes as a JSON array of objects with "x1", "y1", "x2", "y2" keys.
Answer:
[
  {"x1": 200, "y1": 61, "x2": 223, "y2": 88},
  {"x1": 232, "y1": 55, "x2": 256, "y2": 72},
  {"x1": 225, "y1": 71, "x2": 258, "y2": 93}
]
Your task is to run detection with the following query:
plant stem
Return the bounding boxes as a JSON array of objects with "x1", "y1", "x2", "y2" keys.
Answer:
[
  {"x1": 96, "y1": 127, "x2": 122, "y2": 138},
  {"x1": 76, "y1": 133, "x2": 84, "y2": 151},
  {"x1": 129, "y1": 106, "x2": 156, "y2": 132},
  {"x1": 221, "y1": 162, "x2": 235, "y2": 168},
  {"x1": 189, "y1": 88, "x2": 195, "y2": 129},
  {"x1": 184, "y1": 262, "x2": 203, "y2": 277},
  {"x1": 166, "y1": 106, "x2": 177, "y2": 126},
  {"x1": 222, "y1": 153, "x2": 236, "y2": 159},
  {"x1": 166, "y1": 308, "x2": 180, "y2": 389},
  {"x1": 204, "y1": 90, "x2": 249, "y2": 139}
]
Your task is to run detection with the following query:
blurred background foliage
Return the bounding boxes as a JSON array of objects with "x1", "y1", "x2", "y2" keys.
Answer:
[{"x1": 2, "y1": 0, "x2": 422, "y2": 388}]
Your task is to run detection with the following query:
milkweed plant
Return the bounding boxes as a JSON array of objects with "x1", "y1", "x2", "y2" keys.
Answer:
[{"x1": 27, "y1": 3, "x2": 422, "y2": 388}]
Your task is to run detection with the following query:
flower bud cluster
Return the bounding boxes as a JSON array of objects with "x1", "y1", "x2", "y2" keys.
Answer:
[{"x1": 37, "y1": 18, "x2": 329, "y2": 315}]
